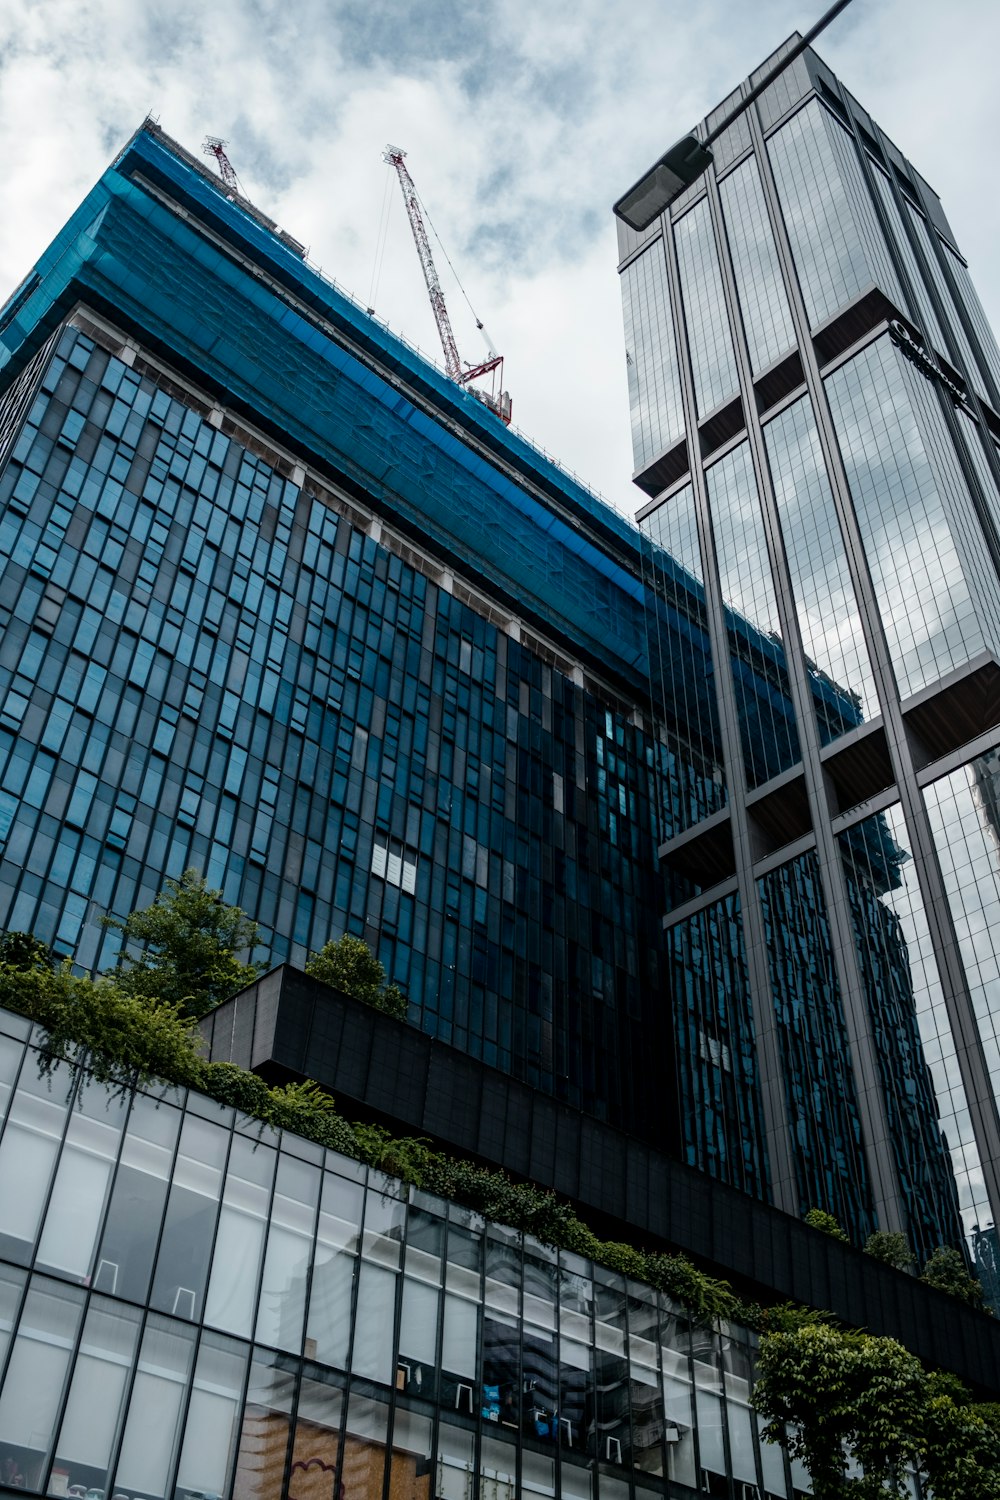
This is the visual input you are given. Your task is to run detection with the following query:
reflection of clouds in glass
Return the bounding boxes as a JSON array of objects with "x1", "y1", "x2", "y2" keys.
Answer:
[
  {"x1": 620, "y1": 241, "x2": 685, "y2": 469},
  {"x1": 765, "y1": 394, "x2": 877, "y2": 739},
  {"x1": 707, "y1": 442, "x2": 800, "y2": 788},
  {"x1": 674, "y1": 198, "x2": 739, "y2": 418},
  {"x1": 826, "y1": 336, "x2": 984, "y2": 699},
  {"x1": 926, "y1": 750, "x2": 1000, "y2": 1175},
  {"x1": 719, "y1": 155, "x2": 795, "y2": 376},
  {"x1": 768, "y1": 98, "x2": 902, "y2": 329},
  {"x1": 839, "y1": 804, "x2": 986, "y2": 1253}
]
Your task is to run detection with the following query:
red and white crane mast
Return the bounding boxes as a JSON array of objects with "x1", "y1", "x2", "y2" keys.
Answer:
[
  {"x1": 202, "y1": 136, "x2": 239, "y2": 193},
  {"x1": 383, "y1": 145, "x2": 463, "y2": 383},
  {"x1": 383, "y1": 145, "x2": 510, "y2": 422}
]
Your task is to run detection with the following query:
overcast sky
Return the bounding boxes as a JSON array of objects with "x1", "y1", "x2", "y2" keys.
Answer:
[{"x1": 1, "y1": 0, "x2": 998, "y2": 518}]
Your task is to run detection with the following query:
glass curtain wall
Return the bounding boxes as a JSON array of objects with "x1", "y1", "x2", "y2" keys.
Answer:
[{"x1": 0, "y1": 1007, "x2": 807, "y2": 1500}]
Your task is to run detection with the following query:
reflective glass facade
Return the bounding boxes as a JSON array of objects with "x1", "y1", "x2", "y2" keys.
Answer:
[
  {"x1": 621, "y1": 36, "x2": 1000, "y2": 1282},
  {"x1": 0, "y1": 320, "x2": 667, "y2": 1141},
  {"x1": 0, "y1": 1009, "x2": 807, "y2": 1500}
]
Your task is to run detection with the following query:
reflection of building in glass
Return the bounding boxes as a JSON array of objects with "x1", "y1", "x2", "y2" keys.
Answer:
[{"x1": 621, "y1": 33, "x2": 1000, "y2": 1285}]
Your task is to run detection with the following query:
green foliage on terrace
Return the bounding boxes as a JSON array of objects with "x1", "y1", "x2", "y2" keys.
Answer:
[
  {"x1": 0, "y1": 932, "x2": 737, "y2": 1326},
  {"x1": 305, "y1": 934, "x2": 407, "y2": 1020}
]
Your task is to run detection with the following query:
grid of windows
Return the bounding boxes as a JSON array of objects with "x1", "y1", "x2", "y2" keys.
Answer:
[
  {"x1": 838, "y1": 806, "x2": 983, "y2": 1262},
  {"x1": 925, "y1": 748, "x2": 1000, "y2": 1131},
  {"x1": 705, "y1": 443, "x2": 800, "y2": 790},
  {"x1": 903, "y1": 200, "x2": 987, "y2": 401},
  {"x1": 718, "y1": 154, "x2": 796, "y2": 376},
  {"x1": 619, "y1": 242, "x2": 685, "y2": 469},
  {"x1": 639, "y1": 486, "x2": 726, "y2": 851},
  {"x1": 763, "y1": 394, "x2": 877, "y2": 741},
  {"x1": 673, "y1": 199, "x2": 739, "y2": 418},
  {"x1": 757, "y1": 850, "x2": 874, "y2": 1240},
  {"x1": 665, "y1": 892, "x2": 772, "y2": 1201},
  {"x1": 768, "y1": 98, "x2": 903, "y2": 329},
  {"x1": 868, "y1": 163, "x2": 947, "y2": 354},
  {"x1": 0, "y1": 325, "x2": 666, "y2": 1140},
  {"x1": 825, "y1": 334, "x2": 986, "y2": 699},
  {"x1": 943, "y1": 242, "x2": 1000, "y2": 403},
  {"x1": 0, "y1": 1010, "x2": 805, "y2": 1500}
]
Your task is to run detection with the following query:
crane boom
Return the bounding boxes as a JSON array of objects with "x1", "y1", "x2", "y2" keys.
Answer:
[
  {"x1": 383, "y1": 146, "x2": 463, "y2": 382},
  {"x1": 203, "y1": 136, "x2": 239, "y2": 192}
]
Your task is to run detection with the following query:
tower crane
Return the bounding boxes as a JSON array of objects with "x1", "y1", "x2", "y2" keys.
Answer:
[
  {"x1": 202, "y1": 136, "x2": 240, "y2": 193},
  {"x1": 383, "y1": 146, "x2": 511, "y2": 424}
]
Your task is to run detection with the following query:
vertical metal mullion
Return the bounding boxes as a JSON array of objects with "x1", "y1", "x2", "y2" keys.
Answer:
[
  {"x1": 705, "y1": 144, "x2": 905, "y2": 1236},
  {"x1": 748, "y1": 93, "x2": 1000, "y2": 1240},
  {"x1": 659, "y1": 200, "x2": 799, "y2": 1215}
]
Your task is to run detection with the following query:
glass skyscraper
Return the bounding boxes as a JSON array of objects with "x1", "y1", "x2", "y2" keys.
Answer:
[{"x1": 618, "y1": 35, "x2": 1000, "y2": 1283}]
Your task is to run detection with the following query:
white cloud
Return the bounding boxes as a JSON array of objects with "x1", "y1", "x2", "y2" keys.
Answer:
[{"x1": 0, "y1": 0, "x2": 998, "y2": 516}]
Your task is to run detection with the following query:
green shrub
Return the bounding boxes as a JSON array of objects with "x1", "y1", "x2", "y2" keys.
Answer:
[
  {"x1": 921, "y1": 1246, "x2": 989, "y2": 1311},
  {"x1": 804, "y1": 1207, "x2": 850, "y2": 1243},
  {"x1": 305, "y1": 933, "x2": 407, "y2": 1019},
  {"x1": 865, "y1": 1230, "x2": 914, "y2": 1272}
]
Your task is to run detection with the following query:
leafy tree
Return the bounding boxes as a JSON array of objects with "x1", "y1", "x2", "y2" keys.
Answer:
[
  {"x1": 865, "y1": 1231, "x2": 913, "y2": 1272},
  {"x1": 102, "y1": 868, "x2": 261, "y2": 1019},
  {"x1": 804, "y1": 1207, "x2": 850, "y2": 1243},
  {"x1": 920, "y1": 1246, "x2": 988, "y2": 1311},
  {"x1": 0, "y1": 931, "x2": 53, "y2": 971},
  {"x1": 754, "y1": 1321, "x2": 1000, "y2": 1499},
  {"x1": 755, "y1": 1322, "x2": 927, "y2": 1499},
  {"x1": 305, "y1": 932, "x2": 407, "y2": 1019}
]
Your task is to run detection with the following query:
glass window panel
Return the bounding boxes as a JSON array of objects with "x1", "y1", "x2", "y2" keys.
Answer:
[
  {"x1": 50, "y1": 1297, "x2": 142, "y2": 1497},
  {"x1": 904, "y1": 202, "x2": 986, "y2": 399},
  {"x1": 0, "y1": 1278, "x2": 86, "y2": 1491},
  {"x1": 36, "y1": 1082, "x2": 128, "y2": 1279},
  {"x1": 838, "y1": 805, "x2": 975, "y2": 1263},
  {"x1": 205, "y1": 1132, "x2": 275, "y2": 1338},
  {"x1": 0, "y1": 1057, "x2": 75, "y2": 1265},
  {"x1": 620, "y1": 240, "x2": 686, "y2": 469},
  {"x1": 175, "y1": 1331, "x2": 248, "y2": 1500},
  {"x1": 0, "y1": 1033, "x2": 25, "y2": 1120},
  {"x1": 255, "y1": 1152, "x2": 320, "y2": 1353},
  {"x1": 674, "y1": 197, "x2": 739, "y2": 417},
  {"x1": 150, "y1": 1113, "x2": 228, "y2": 1323},
  {"x1": 758, "y1": 1413, "x2": 788, "y2": 1497},
  {"x1": 764, "y1": 393, "x2": 878, "y2": 741},
  {"x1": 341, "y1": 1390, "x2": 389, "y2": 1500},
  {"x1": 768, "y1": 98, "x2": 904, "y2": 327},
  {"x1": 666, "y1": 890, "x2": 770, "y2": 1196},
  {"x1": 233, "y1": 1348, "x2": 296, "y2": 1500},
  {"x1": 719, "y1": 153, "x2": 796, "y2": 374},
  {"x1": 96, "y1": 1091, "x2": 180, "y2": 1303},
  {"x1": 289, "y1": 1374, "x2": 344, "y2": 1500},
  {"x1": 641, "y1": 485, "x2": 727, "y2": 845},
  {"x1": 707, "y1": 441, "x2": 799, "y2": 788},
  {"x1": 758, "y1": 849, "x2": 874, "y2": 1238},
  {"x1": 435, "y1": 1418, "x2": 473, "y2": 1500},
  {"x1": 362, "y1": 1183, "x2": 406, "y2": 1270},
  {"x1": 942, "y1": 241, "x2": 1000, "y2": 399},
  {"x1": 307, "y1": 1173, "x2": 357, "y2": 1371},
  {"x1": 113, "y1": 1314, "x2": 196, "y2": 1499},
  {"x1": 351, "y1": 1261, "x2": 398, "y2": 1388},
  {"x1": 389, "y1": 1408, "x2": 432, "y2": 1500},
  {"x1": 399, "y1": 1277, "x2": 439, "y2": 1396},
  {"x1": 826, "y1": 334, "x2": 988, "y2": 698},
  {"x1": 868, "y1": 163, "x2": 946, "y2": 352}
]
